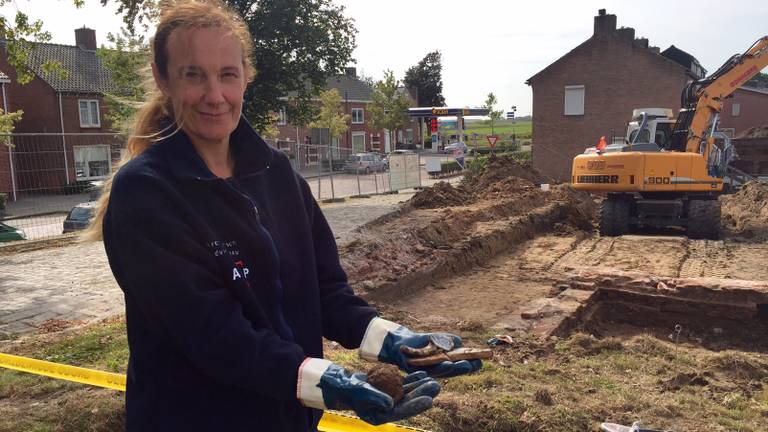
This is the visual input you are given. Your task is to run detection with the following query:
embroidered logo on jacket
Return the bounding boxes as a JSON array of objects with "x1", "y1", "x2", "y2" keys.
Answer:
[
  {"x1": 206, "y1": 240, "x2": 240, "y2": 257},
  {"x1": 232, "y1": 259, "x2": 251, "y2": 280}
]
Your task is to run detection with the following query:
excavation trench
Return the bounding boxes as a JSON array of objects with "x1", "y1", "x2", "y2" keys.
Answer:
[{"x1": 544, "y1": 272, "x2": 768, "y2": 352}]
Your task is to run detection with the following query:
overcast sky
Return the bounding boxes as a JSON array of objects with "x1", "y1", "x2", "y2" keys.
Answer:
[{"x1": 3, "y1": 0, "x2": 766, "y2": 116}]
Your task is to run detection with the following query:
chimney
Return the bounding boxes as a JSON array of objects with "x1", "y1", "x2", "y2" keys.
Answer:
[
  {"x1": 593, "y1": 9, "x2": 617, "y2": 37},
  {"x1": 345, "y1": 67, "x2": 357, "y2": 78},
  {"x1": 634, "y1": 37, "x2": 649, "y2": 48},
  {"x1": 617, "y1": 27, "x2": 636, "y2": 41},
  {"x1": 75, "y1": 27, "x2": 97, "y2": 51}
]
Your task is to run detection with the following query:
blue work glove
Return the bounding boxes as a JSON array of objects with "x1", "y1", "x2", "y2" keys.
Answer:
[
  {"x1": 297, "y1": 359, "x2": 440, "y2": 426},
  {"x1": 359, "y1": 318, "x2": 483, "y2": 378}
]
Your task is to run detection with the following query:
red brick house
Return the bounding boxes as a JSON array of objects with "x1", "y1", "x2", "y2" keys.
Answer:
[
  {"x1": 718, "y1": 86, "x2": 768, "y2": 137},
  {"x1": 0, "y1": 27, "x2": 122, "y2": 200},
  {"x1": 526, "y1": 10, "x2": 705, "y2": 181},
  {"x1": 274, "y1": 68, "x2": 418, "y2": 169}
]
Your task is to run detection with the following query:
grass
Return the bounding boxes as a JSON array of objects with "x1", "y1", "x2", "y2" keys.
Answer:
[
  {"x1": 2, "y1": 322, "x2": 768, "y2": 432},
  {"x1": 435, "y1": 119, "x2": 532, "y2": 148},
  {"x1": 0, "y1": 320, "x2": 128, "y2": 432}
]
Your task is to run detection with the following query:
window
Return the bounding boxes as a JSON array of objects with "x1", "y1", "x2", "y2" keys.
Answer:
[
  {"x1": 371, "y1": 133, "x2": 381, "y2": 151},
  {"x1": 629, "y1": 129, "x2": 650, "y2": 143},
  {"x1": 732, "y1": 103, "x2": 741, "y2": 117},
  {"x1": 352, "y1": 132, "x2": 366, "y2": 153},
  {"x1": 351, "y1": 108, "x2": 364, "y2": 124},
  {"x1": 277, "y1": 108, "x2": 287, "y2": 125},
  {"x1": 78, "y1": 100, "x2": 100, "y2": 127},
  {"x1": 564, "y1": 85, "x2": 585, "y2": 116},
  {"x1": 406, "y1": 129, "x2": 413, "y2": 144},
  {"x1": 74, "y1": 145, "x2": 110, "y2": 179}
]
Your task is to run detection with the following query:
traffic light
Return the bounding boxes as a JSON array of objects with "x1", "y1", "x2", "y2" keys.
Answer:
[{"x1": 430, "y1": 117, "x2": 438, "y2": 133}]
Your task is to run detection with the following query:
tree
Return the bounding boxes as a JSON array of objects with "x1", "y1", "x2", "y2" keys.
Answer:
[
  {"x1": 308, "y1": 89, "x2": 349, "y2": 148},
  {"x1": 367, "y1": 70, "x2": 413, "y2": 149},
  {"x1": 483, "y1": 93, "x2": 503, "y2": 136},
  {"x1": 403, "y1": 50, "x2": 445, "y2": 107},
  {"x1": 110, "y1": 0, "x2": 358, "y2": 132},
  {"x1": 0, "y1": 109, "x2": 24, "y2": 147},
  {"x1": 97, "y1": 29, "x2": 149, "y2": 134},
  {"x1": 746, "y1": 72, "x2": 768, "y2": 89},
  {"x1": 0, "y1": 0, "x2": 73, "y2": 84},
  {"x1": 226, "y1": 0, "x2": 357, "y2": 132}
]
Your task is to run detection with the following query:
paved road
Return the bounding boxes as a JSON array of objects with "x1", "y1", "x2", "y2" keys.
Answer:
[{"x1": 0, "y1": 189, "x2": 430, "y2": 337}]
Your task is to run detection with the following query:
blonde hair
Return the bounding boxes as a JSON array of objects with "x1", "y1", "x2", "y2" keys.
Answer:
[{"x1": 83, "y1": 0, "x2": 256, "y2": 241}]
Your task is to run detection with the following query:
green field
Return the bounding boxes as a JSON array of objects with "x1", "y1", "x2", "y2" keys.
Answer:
[
  {"x1": 459, "y1": 119, "x2": 531, "y2": 138},
  {"x1": 436, "y1": 119, "x2": 532, "y2": 147}
]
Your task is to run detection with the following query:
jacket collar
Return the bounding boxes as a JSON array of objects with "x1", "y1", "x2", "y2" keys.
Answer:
[{"x1": 161, "y1": 115, "x2": 274, "y2": 180}]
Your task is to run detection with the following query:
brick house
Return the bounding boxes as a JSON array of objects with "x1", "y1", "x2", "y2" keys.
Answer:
[
  {"x1": 718, "y1": 86, "x2": 768, "y2": 138},
  {"x1": 0, "y1": 27, "x2": 122, "y2": 200},
  {"x1": 526, "y1": 10, "x2": 705, "y2": 181},
  {"x1": 274, "y1": 68, "x2": 418, "y2": 170}
]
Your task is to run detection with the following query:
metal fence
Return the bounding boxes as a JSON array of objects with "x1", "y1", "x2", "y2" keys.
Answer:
[
  {"x1": 0, "y1": 132, "x2": 125, "y2": 243},
  {"x1": 1, "y1": 134, "x2": 459, "y2": 244}
]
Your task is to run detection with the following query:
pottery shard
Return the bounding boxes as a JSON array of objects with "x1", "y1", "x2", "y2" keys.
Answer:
[{"x1": 367, "y1": 364, "x2": 404, "y2": 403}]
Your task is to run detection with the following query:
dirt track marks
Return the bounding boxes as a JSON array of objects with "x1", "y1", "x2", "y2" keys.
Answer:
[{"x1": 677, "y1": 240, "x2": 731, "y2": 279}]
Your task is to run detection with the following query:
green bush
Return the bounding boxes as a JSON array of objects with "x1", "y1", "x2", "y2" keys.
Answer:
[
  {"x1": 0, "y1": 192, "x2": 6, "y2": 211},
  {"x1": 466, "y1": 155, "x2": 489, "y2": 176},
  {"x1": 440, "y1": 160, "x2": 462, "y2": 174}
]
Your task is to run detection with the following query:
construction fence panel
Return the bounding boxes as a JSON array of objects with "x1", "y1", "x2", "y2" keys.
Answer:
[
  {"x1": 1, "y1": 135, "x2": 430, "y2": 244},
  {"x1": 0, "y1": 133, "x2": 125, "y2": 243}
]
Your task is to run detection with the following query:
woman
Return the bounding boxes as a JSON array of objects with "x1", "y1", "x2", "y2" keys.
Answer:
[{"x1": 87, "y1": 1, "x2": 479, "y2": 430}]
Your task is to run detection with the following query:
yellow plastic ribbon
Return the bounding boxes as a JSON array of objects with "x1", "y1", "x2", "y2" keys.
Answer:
[{"x1": 0, "y1": 352, "x2": 427, "y2": 432}]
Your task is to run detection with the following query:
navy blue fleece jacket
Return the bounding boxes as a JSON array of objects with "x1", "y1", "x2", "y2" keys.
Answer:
[{"x1": 102, "y1": 118, "x2": 378, "y2": 431}]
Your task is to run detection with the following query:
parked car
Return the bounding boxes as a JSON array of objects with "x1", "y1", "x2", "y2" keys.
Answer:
[
  {"x1": 62, "y1": 202, "x2": 97, "y2": 234},
  {"x1": 343, "y1": 153, "x2": 387, "y2": 174},
  {"x1": 0, "y1": 221, "x2": 26, "y2": 242},
  {"x1": 443, "y1": 141, "x2": 469, "y2": 155}
]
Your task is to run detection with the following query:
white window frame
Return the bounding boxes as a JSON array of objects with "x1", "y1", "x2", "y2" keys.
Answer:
[
  {"x1": 732, "y1": 103, "x2": 741, "y2": 117},
  {"x1": 351, "y1": 108, "x2": 364, "y2": 124},
  {"x1": 78, "y1": 99, "x2": 101, "y2": 128},
  {"x1": 277, "y1": 108, "x2": 287, "y2": 125},
  {"x1": 564, "y1": 85, "x2": 585, "y2": 116},
  {"x1": 352, "y1": 131, "x2": 366, "y2": 153},
  {"x1": 73, "y1": 144, "x2": 111, "y2": 180}
]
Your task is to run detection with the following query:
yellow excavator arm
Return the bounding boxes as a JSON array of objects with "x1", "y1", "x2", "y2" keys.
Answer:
[{"x1": 681, "y1": 36, "x2": 768, "y2": 160}]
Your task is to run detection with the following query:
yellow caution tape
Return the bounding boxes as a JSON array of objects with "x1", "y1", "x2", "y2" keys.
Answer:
[
  {"x1": 0, "y1": 352, "x2": 427, "y2": 432},
  {"x1": 0, "y1": 352, "x2": 126, "y2": 391}
]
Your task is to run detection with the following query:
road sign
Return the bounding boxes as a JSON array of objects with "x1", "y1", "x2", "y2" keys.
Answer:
[{"x1": 486, "y1": 135, "x2": 498, "y2": 148}]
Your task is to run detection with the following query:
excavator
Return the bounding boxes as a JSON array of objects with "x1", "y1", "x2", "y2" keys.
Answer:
[{"x1": 572, "y1": 36, "x2": 768, "y2": 239}]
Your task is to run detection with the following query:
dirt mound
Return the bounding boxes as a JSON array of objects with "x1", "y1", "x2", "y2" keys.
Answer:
[
  {"x1": 410, "y1": 181, "x2": 475, "y2": 209},
  {"x1": 708, "y1": 352, "x2": 768, "y2": 382},
  {"x1": 721, "y1": 181, "x2": 768, "y2": 239},
  {"x1": 735, "y1": 126, "x2": 768, "y2": 139},
  {"x1": 550, "y1": 185, "x2": 598, "y2": 231},
  {"x1": 464, "y1": 155, "x2": 552, "y2": 190}
]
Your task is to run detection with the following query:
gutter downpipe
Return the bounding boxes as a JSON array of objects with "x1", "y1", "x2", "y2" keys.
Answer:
[
  {"x1": 58, "y1": 92, "x2": 69, "y2": 185},
  {"x1": 2, "y1": 82, "x2": 17, "y2": 201}
]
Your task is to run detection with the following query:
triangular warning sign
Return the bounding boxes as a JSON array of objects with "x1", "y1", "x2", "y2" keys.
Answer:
[{"x1": 486, "y1": 135, "x2": 498, "y2": 148}]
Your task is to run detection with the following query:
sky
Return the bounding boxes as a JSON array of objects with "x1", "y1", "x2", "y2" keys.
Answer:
[{"x1": 2, "y1": 0, "x2": 767, "y2": 116}]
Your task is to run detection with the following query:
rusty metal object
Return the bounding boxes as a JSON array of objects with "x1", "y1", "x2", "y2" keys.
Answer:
[
  {"x1": 400, "y1": 343, "x2": 441, "y2": 357},
  {"x1": 405, "y1": 347, "x2": 493, "y2": 366}
]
